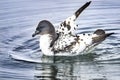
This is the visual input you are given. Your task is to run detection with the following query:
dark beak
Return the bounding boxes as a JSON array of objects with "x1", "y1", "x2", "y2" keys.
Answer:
[{"x1": 32, "y1": 30, "x2": 40, "y2": 37}]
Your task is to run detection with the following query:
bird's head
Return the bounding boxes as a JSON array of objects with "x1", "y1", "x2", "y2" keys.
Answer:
[{"x1": 32, "y1": 20, "x2": 56, "y2": 37}]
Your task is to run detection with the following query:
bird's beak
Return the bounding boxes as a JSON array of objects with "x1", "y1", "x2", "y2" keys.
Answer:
[{"x1": 32, "y1": 30, "x2": 40, "y2": 37}]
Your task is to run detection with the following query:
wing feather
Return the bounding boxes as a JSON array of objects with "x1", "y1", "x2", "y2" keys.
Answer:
[{"x1": 57, "y1": 1, "x2": 91, "y2": 35}]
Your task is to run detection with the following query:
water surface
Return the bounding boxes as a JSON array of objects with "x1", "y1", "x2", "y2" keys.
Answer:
[{"x1": 0, "y1": 0, "x2": 120, "y2": 80}]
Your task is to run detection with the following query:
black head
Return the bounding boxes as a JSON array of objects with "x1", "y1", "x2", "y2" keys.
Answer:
[{"x1": 32, "y1": 20, "x2": 56, "y2": 37}]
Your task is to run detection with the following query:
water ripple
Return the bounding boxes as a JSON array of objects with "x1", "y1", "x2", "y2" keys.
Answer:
[{"x1": 0, "y1": 0, "x2": 120, "y2": 80}]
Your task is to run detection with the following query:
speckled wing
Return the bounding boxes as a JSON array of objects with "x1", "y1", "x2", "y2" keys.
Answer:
[
  {"x1": 56, "y1": 1, "x2": 91, "y2": 35},
  {"x1": 53, "y1": 34, "x2": 76, "y2": 53},
  {"x1": 52, "y1": 33, "x2": 93, "y2": 54},
  {"x1": 53, "y1": 29, "x2": 114, "y2": 54}
]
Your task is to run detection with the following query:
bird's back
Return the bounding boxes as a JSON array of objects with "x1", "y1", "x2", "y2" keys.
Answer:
[
  {"x1": 52, "y1": 33, "x2": 93, "y2": 55},
  {"x1": 52, "y1": 29, "x2": 114, "y2": 56}
]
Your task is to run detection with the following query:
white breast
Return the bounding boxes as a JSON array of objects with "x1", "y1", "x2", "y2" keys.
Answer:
[{"x1": 39, "y1": 34, "x2": 54, "y2": 56}]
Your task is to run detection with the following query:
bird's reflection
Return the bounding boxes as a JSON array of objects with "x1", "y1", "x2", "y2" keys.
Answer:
[
  {"x1": 34, "y1": 64, "x2": 58, "y2": 80},
  {"x1": 34, "y1": 56, "x2": 59, "y2": 80},
  {"x1": 33, "y1": 53, "x2": 106, "y2": 80},
  {"x1": 34, "y1": 55, "x2": 76, "y2": 80}
]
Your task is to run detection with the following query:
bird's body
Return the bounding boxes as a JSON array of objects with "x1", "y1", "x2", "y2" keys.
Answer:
[
  {"x1": 52, "y1": 33, "x2": 93, "y2": 56},
  {"x1": 32, "y1": 1, "x2": 114, "y2": 56}
]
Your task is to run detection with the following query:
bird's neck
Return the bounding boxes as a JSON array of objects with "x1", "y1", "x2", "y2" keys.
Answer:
[{"x1": 39, "y1": 34, "x2": 54, "y2": 55}]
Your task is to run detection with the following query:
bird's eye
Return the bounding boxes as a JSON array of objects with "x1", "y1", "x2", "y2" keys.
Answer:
[
  {"x1": 40, "y1": 26, "x2": 44, "y2": 28},
  {"x1": 36, "y1": 26, "x2": 44, "y2": 31}
]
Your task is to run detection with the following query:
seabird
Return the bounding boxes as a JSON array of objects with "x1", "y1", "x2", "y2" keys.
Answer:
[{"x1": 32, "y1": 1, "x2": 114, "y2": 56}]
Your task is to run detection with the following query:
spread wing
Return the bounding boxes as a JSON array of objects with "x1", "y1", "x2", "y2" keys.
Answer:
[{"x1": 56, "y1": 1, "x2": 91, "y2": 35}]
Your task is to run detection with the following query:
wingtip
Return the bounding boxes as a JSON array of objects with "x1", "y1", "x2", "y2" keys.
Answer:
[
  {"x1": 86, "y1": 1, "x2": 92, "y2": 6},
  {"x1": 87, "y1": 1, "x2": 92, "y2": 4},
  {"x1": 75, "y1": 1, "x2": 92, "y2": 19}
]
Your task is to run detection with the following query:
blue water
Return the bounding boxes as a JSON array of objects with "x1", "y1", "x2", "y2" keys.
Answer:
[{"x1": 0, "y1": 0, "x2": 120, "y2": 80}]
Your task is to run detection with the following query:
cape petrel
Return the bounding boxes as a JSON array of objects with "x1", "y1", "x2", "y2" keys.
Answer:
[{"x1": 32, "y1": 1, "x2": 114, "y2": 56}]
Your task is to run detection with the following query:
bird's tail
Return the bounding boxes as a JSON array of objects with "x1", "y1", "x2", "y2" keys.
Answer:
[{"x1": 92, "y1": 29, "x2": 114, "y2": 43}]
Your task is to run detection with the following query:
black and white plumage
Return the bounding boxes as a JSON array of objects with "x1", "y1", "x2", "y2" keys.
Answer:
[{"x1": 32, "y1": 1, "x2": 114, "y2": 56}]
